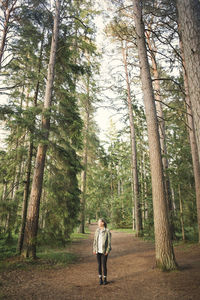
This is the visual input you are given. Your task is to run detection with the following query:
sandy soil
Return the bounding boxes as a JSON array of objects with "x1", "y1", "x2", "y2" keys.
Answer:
[{"x1": 1, "y1": 223, "x2": 200, "y2": 300}]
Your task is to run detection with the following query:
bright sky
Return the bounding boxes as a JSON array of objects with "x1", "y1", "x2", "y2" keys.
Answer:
[{"x1": 93, "y1": 0, "x2": 127, "y2": 143}]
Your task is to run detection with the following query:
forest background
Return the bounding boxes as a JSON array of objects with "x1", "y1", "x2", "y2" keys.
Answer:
[{"x1": 0, "y1": 0, "x2": 200, "y2": 272}]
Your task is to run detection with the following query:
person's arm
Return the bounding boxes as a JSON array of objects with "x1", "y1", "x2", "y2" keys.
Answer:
[
  {"x1": 93, "y1": 230, "x2": 97, "y2": 254},
  {"x1": 105, "y1": 230, "x2": 111, "y2": 254}
]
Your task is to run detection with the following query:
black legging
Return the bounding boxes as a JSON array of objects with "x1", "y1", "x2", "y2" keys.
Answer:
[{"x1": 97, "y1": 253, "x2": 108, "y2": 277}]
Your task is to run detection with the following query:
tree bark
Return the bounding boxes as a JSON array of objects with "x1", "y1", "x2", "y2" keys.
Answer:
[
  {"x1": 121, "y1": 41, "x2": 142, "y2": 235},
  {"x1": 17, "y1": 28, "x2": 44, "y2": 254},
  {"x1": 21, "y1": 0, "x2": 60, "y2": 258},
  {"x1": 178, "y1": 184, "x2": 185, "y2": 241},
  {"x1": 1, "y1": 180, "x2": 8, "y2": 201},
  {"x1": 0, "y1": 0, "x2": 17, "y2": 69},
  {"x1": 179, "y1": 39, "x2": 200, "y2": 243},
  {"x1": 17, "y1": 142, "x2": 33, "y2": 253},
  {"x1": 176, "y1": 0, "x2": 200, "y2": 160},
  {"x1": 79, "y1": 82, "x2": 90, "y2": 234},
  {"x1": 142, "y1": 152, "x2": 148, "y2": 221},
  {"x1": 132, "y1": 0, "x2": 177, "y2": 270},
  {"x1": 146, "y1": 32, "x2": 175, "y2": 239}
]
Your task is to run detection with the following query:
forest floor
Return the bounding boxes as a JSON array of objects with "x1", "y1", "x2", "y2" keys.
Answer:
[{"x1": 1, "y1": 223, "x2": 200, "y2": 300}]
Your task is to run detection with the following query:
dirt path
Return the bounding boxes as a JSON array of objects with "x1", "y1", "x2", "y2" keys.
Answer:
[{"x1": 1, "y1": 224, "x2": 200, "y2": 300}]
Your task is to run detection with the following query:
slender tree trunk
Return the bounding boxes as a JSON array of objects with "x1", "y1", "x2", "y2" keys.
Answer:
[
  {"x1": 39, "y1": 188, "x2": 47, "y2": 230},
  {"x1": 0, "y1": 10, "x2": 9, "y2": 68},
  {"x1": 17, "y1": 142, "x2": 33, "y2": 253},
  {"x1": 1, "y1": 180, "x2": 7, "y2": 201},
  {"x1": 121, "y1": 179, "x2": 125, "y2": 219},
  {"x1": 79, "y1": 76, "x2": 91, "y2": 234},
  {"x1": 121, "y1": 41, "x2": 142, "y2": 236},
  {"x1": 171, "y1": 187, "x2": 176, "y2": 215},
  {"x1": 79, "y1": 161, "x2": 87, "y2": 233},
  {"x1": 179, "y1": 40, "x2": 200, "y2": 242},
  {"x1": 176, "y1": 0, "x2": 200, "y2": 159},
  {"x1": 79, "y1": 114, "x2": 89, "y2": 233},
  {"x1": 146, "y1": 33, "x2": 174, "y2": 239},
  {"x1": 0, "y1": 0, "x2": 17, "y2": 69},
  {"x1": 132, "y1": 0, "x2": 177, "y2": 270},
  {"x1": 178, "y1": 184, "x2": 185, "y2": 241},
  {"x1": 143, "y1": 152, "x2": 148, "y2": 221},
  {"x1": 139, "y1": 152, "x2": 145, "y2": 227},
  {"x1": 110, "y1": 167, "x2": 114, "y2": 227},
  {"x1": 117, "y1": 179, "x2": 120, "y2": 196},
  {"x1": 0, "y1": 181, "x2": 7, "y2": 229},
  {"x1": 6, "y1": 126, "x2": 24, "y2": 239},
  {"x1": 21, "y1": 0, "x2": 60, "y2": 258},
  {"x1": 9, "y1": 150, "x2": 24, "y2": 222}
]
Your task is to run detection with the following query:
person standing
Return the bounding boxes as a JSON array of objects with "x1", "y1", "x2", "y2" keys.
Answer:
[{"x1": 93, "y1": 218, "x2": 112, "y2": 285}]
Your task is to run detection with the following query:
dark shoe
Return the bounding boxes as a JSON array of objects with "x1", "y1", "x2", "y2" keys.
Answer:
[
  {"x1": 99, "y1": 278, "x2": 103, "y2": 285},
  {"x1": 103, "y1": 278, "x2": 107, "y2": 285}
]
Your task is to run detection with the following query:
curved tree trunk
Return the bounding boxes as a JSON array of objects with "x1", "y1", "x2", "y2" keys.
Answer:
[{"x1": 132, "y1": 0, "x2": 177, "y2": 270}]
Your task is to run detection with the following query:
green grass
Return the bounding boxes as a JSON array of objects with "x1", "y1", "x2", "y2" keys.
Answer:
[
  {"x1": 0, "y1": 250, "x2": 78, "y2": 272},
  {"x1": 70, "y1": 226, "x2": 90, "y2": 240},
  {"x1": 173, "y1": 239, "x2": 199, "y2": 250},
  {"x1": 0, "y1": 226, "x2": 91, "y2": 272},
  {"x1": 110, "y1": 227, "x2": 136, "y2": 234},
  {"x1": 37, "y1": 250, "x2": 78, "y2": 267}
]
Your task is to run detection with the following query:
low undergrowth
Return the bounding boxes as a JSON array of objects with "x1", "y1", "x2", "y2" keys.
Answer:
[
  {"x1": 0, "y1": 229, "x2": 90, "y2": 272},
  {"x1": 110, "y1": 227, "x2": 135, "y2": 234}
]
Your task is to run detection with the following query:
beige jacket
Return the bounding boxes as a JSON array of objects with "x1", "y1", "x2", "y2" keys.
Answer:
[{"x1": 93, "y1": 227, "x2": 112, "y2": 254}]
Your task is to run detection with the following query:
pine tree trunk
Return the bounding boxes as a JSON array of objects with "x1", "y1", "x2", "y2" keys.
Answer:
[
  {"x1": 171, "y1": 187, "x2": 176, "y2": 214},
  {"x1": 121, "y1": 180, "x2": 125, "y2": 219},
  {"x1": 17, "y1": 29, "x2": 44, "y2": 254},
  {"x1": 178, "y1": 184, "x2": 185, "y2": 241},
  {"x1": 7, "y1": 136, "x2": 24, "y2": 239},
  {"x1": 179, "y1": 39, "x2": 200, "y2": 243},
  {"x1": 0, "y1": 1, "x2": 10, "y2": 68},
  {"x1": 139, "y1": 152, "x2": 145, "y2": 227},
  {"x1": 79, "y1": 164, "x2": 87, "y2": 233},
  {"x1": 146, "y1": 33, "x2": 174, "y2": 239},
  {"x1": 176, "y1": 0, "x2": 200, "y2": 160},
  {"x1": 110, "y1": 171, "x2": 114, "y2": 227},
  {"x1": 10, "y1": 152, "x2": 24, "y2": 221},
  {"x1": 17, "y1": 141, "x2": 33, "y2": 253},
  {"x1": 0, "y1": 16, "x2": 9, "y2": 68},
  {"x1": 0, "y1": 180, "x2": 7, "y2": 232},
  {"x1": 132, "y1": 0, "x2": 177, "y2": 270},
  {"x1": 1, "y1": 180, "x2": 7, "y2": 201},
  {"x1": 79, "y1": 134, "x2": 88, "y2": 234},
  {"x1": 79, "y1": 77, "x2": 90, "y2": 234},
  {"x1": 143, "y1": 152, "x2": 148, "y2": 221},
  {"x1": 21, "y1": 0, "x2": 60, "y2": 258},
  {"x1": 0, "y1": 0, "x2": 17, "y2": 68},
  {"x1": 121, "y1": 41, "x2": 142, "y2": 236}
]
